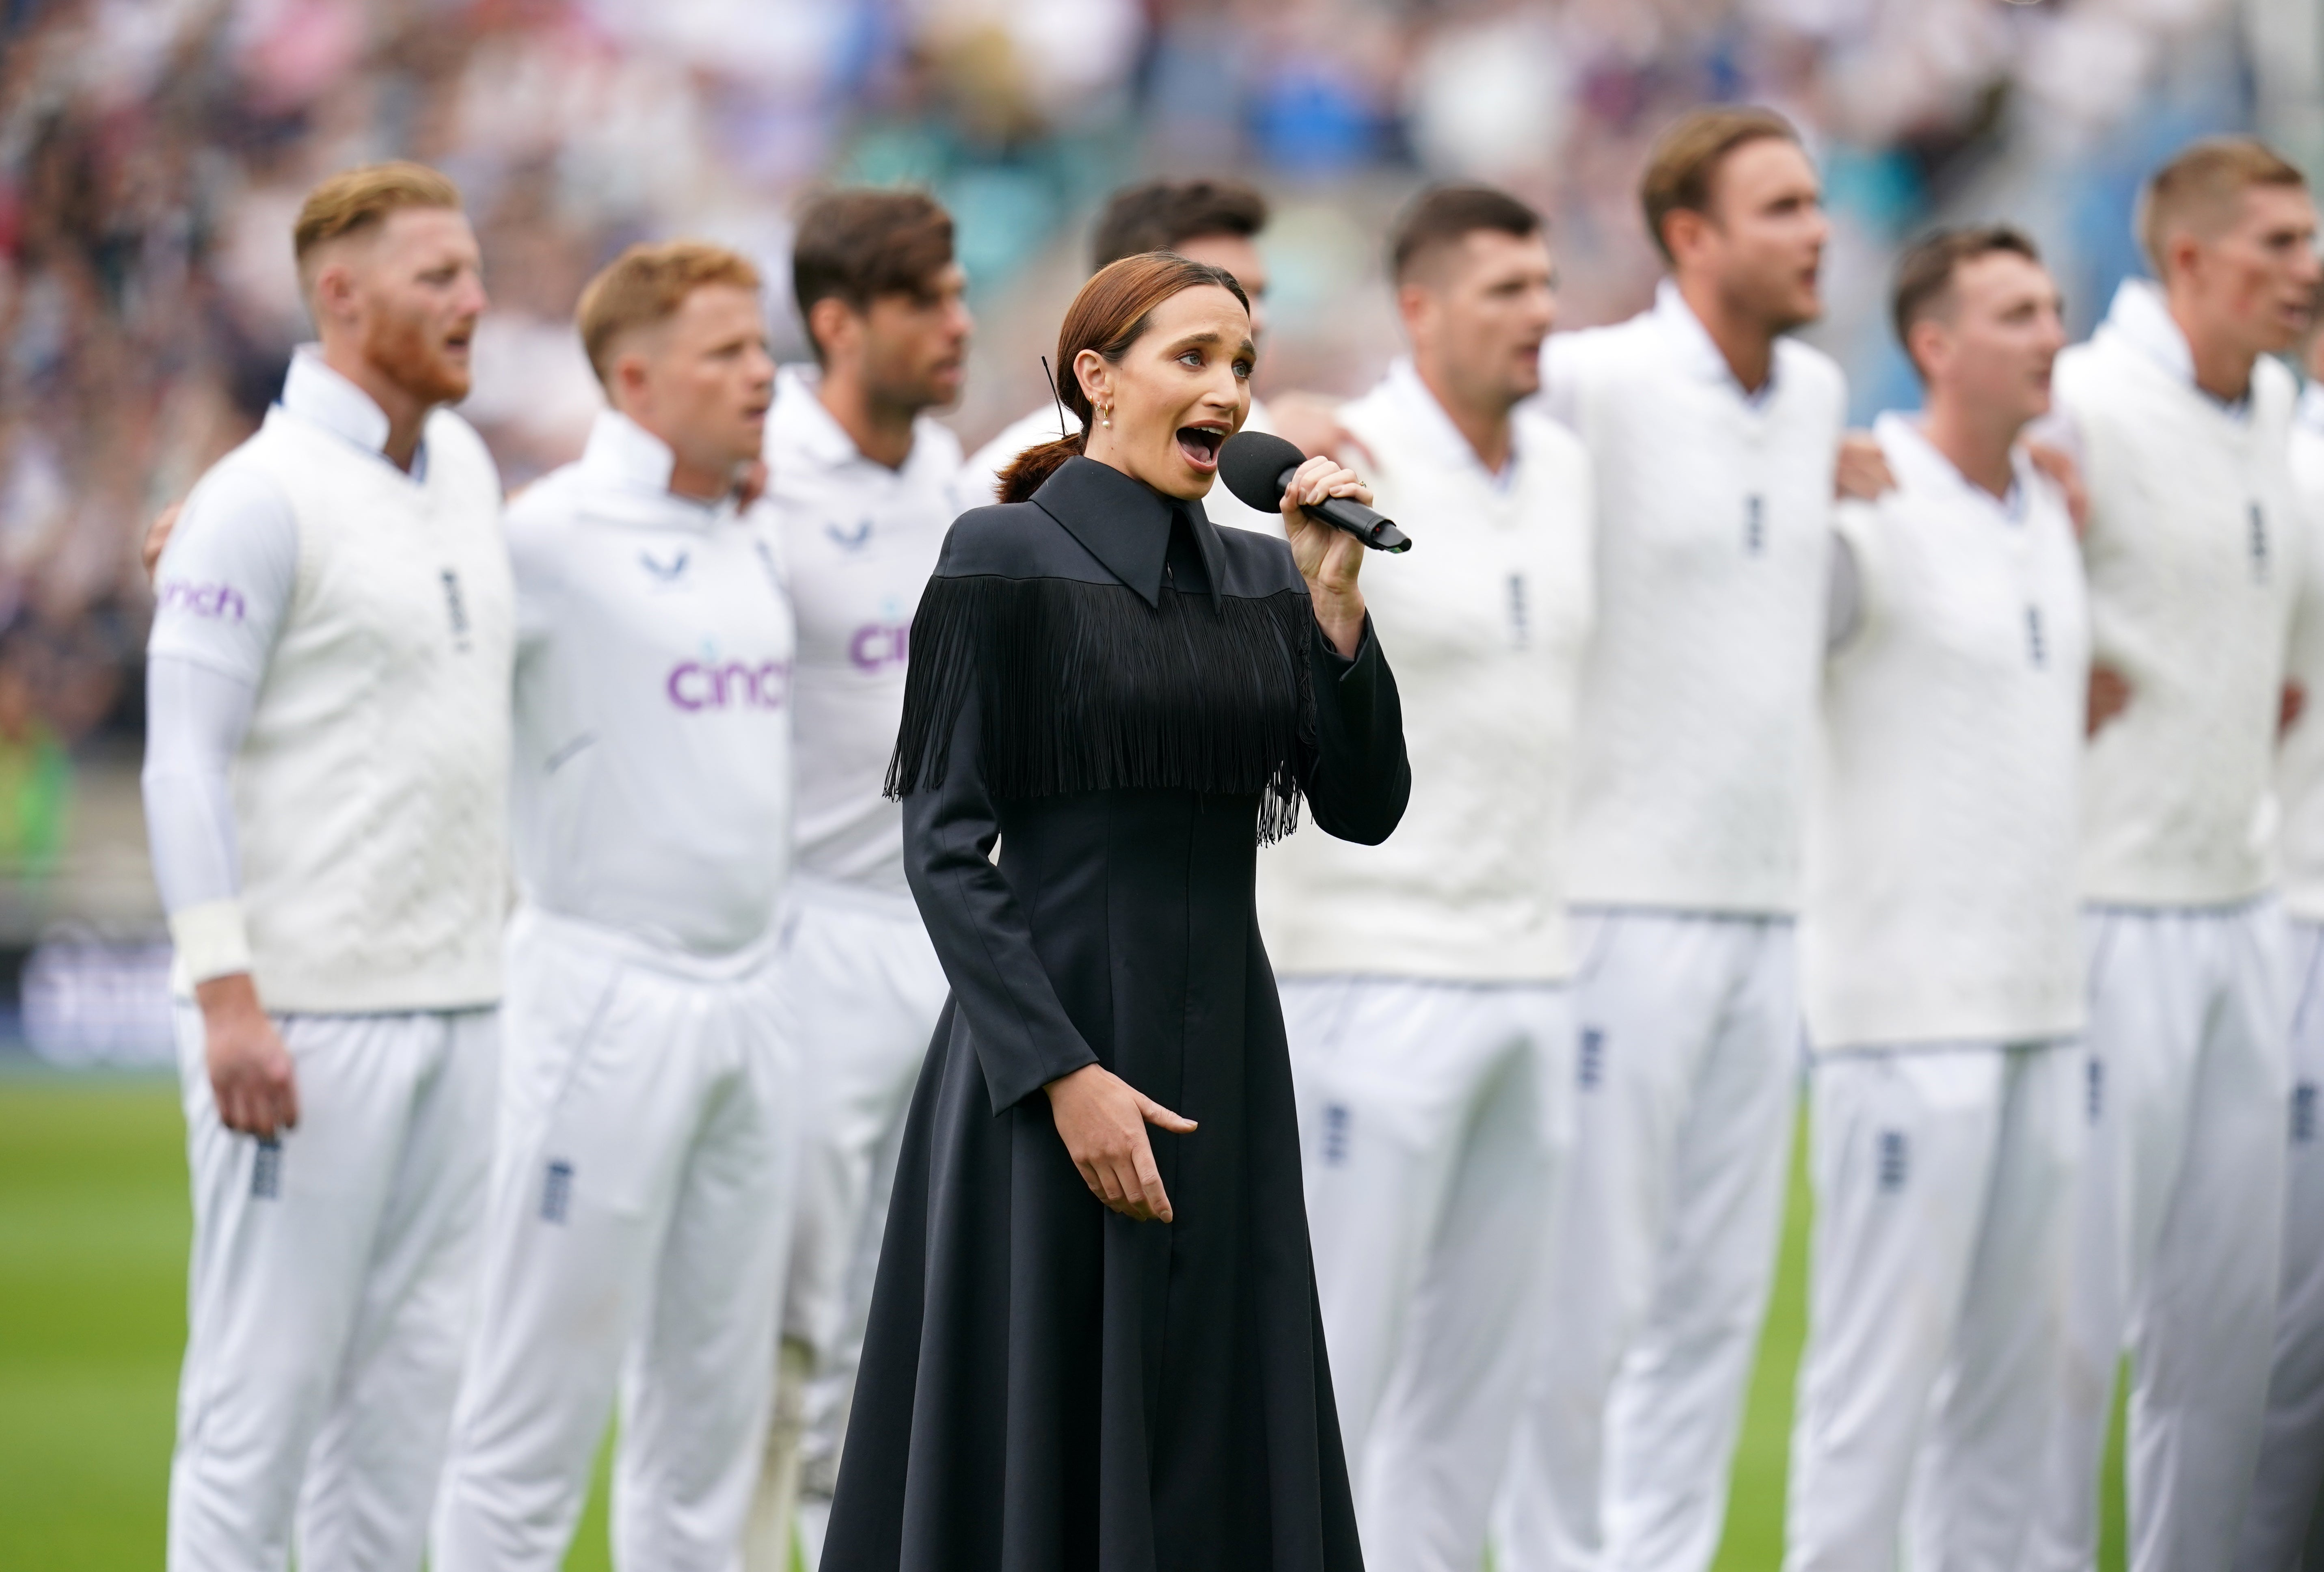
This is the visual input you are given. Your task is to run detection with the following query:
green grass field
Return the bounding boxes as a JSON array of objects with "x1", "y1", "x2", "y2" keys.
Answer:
[{"x1": 0, "y1": 1073, "x2": 2126, "y2": 1570}]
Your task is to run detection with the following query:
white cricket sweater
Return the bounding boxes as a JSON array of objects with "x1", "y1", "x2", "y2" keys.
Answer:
[
  {"x1": 1803, "y1": 415, "x2": 2088, "y2": 1051},
  {"x1": 1257, "y1": 360, "x2": 1594, "y2": 982},
  {"x1": 762, "y1": 368, "x2": 969, "y2": 900},
  {"x1": 2061, "y1": 280, "x2": 2303, "y2": 907},
  {"x1": 2278, "y1": 383, "x2": 2324, "y2": 920},
  {"x1": 509, "y1": 412, "x2": 796, "y2": 955},
  {"x1": 149, "y1": 374, "x2": 512, "y2": 1012},
  {"x1": 1543, "y1": 281, "x2": 1845, "y2": 914}
]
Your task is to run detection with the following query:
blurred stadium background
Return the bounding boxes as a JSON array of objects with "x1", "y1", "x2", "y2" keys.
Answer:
[{"x1": 4, "y1": 0, "x2": 2312, "y2": 1563}]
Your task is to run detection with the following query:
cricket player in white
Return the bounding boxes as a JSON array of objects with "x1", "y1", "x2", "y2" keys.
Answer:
[
  {"x1": 964, "y1": 178, "x2": 1284, "y2": 534},
  {"x1": 1499, "y1": 108, "x2": 1847, "y2": 1572},
  {"x1": 741, "y1": 190, "x2": 973, "y2": 1572},
  {"x1": 430, "y1": 242, "x2": 798, "y2": 1572},
  {"x1": 142, "y1": 164, "x2": 510, "y2": 1572},
  {"x1": 1257, "y1": 184, "x2": 1592, "y2": 1572},
  {"x1": 1786, "y1": 228, "x2": 2086, "y2": 1572},
  {"x1": 2237, "y1": 306, "x2": 2324, "y2": 1572},
  {"x1": 2027, "y1": 138, "x2": 2321, "y2": 1572}
]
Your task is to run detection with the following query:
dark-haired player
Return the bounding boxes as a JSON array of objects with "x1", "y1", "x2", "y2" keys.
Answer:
[
  {"x1": 745, "y1": 188, "x2": 979, "y2": 1572},
  {"x1": 1255, "y1": 183, "x2": 1592, "y2": 1572},
  {"x1": 965, "y1": 177, "x2": 1282, "y2": 532},
  {"x1": 1784, "y1": 227, "x2": 2085, "y2": 1572},
  {"x1": 1499, "y1": 107, "x2": 1847, "y2": 1572}
]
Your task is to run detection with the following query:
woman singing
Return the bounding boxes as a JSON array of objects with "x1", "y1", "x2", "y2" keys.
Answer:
[{"x1": 823, "y1": 251, "x2": 1410, "y2": 1572}]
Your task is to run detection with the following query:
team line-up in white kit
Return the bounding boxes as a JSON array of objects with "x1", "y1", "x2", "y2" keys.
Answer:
[{"x1": 136, "y1": 108, "x2": 2324, "y2": 1572}]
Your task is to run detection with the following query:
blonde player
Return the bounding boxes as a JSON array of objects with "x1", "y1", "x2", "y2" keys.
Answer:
[
  {"x1": 1499, "y1": 107, "x2": 1847, "y2": 1572},
  {"x1": 140, "y1": 164, "x2": 509, "y2": 1571},
  {"x1": 964, "y1": 178, "x2": 1283, "y2": 533},
  {"x1": 2026, "y1": 138, "x2": 2321, "y2": 1572},
  {"x1": 1786, "y1": 227, "x2": 2086, "y2": 1572},
  {"x1": 2240, "y1": 298, "x2": 2324, "y2": 1572},
  {"x1": 430, "y1": 243, "x2": 798, "y2": 1572},
  {"x1": 1256, "y1": 184, "x2": 1592, "y2": 1572},
  {"x1": 742, "y1": 190, "x2": 979, "y2": 1572}
]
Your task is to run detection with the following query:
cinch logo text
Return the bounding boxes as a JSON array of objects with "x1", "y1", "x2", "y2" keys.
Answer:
[
  {"x1": 848, "y1": 622, "x2": 909, "y2": 673},
  {"x1": 667, "y1": 659, "x2": 791, "y2": 712},
  {"x1": 158, "y1": 580, "x2": 247, "y2": 622}
]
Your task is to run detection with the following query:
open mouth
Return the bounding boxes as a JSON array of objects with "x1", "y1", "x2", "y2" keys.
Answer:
[{"x1": 1176, "y1": 425, "x2": 1225, "y2": 469}]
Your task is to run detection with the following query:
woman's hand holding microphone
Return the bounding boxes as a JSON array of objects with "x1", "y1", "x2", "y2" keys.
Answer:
[{"x1": 1280, "y1": 453, "x2": 1373, "y2": 658}]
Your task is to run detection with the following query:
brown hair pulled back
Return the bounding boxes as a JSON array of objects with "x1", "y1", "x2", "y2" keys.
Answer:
[{"x1": 998, "y1": 252, "x2": 1251, "y2": 503}]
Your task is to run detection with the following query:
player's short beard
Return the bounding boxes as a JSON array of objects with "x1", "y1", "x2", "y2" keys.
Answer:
[
  {"x1": 363, "y1": 304, "x2": 471, "y2": 407},
  {"x1": 1740, "y1": 268, "x2": 1819, "y2": 338},
  {"x1": 860, "y1": 339, "x2": 954, "y2": 418}
]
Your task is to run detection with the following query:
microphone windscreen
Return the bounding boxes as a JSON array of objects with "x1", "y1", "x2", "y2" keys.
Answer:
[{"x1": 1218, "y1": 430, "x2": 1307, "y2": 516}]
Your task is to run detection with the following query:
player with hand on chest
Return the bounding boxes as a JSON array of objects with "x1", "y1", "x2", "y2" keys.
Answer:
[
  {"x1": 1254, "y1": 184, "x2": 1592, "y2": 1572},
  {"x1": 430, "y1": 242, "x2": 799, "y2": 1572},
  {"x1": 2025, "y1": 138, "x2": 2320, "y2": 1572},
  {"x1": 743, "y1": 190, "x2": 977, "y2": 1572},
  {"x1": 1498, "y1": 107, "x2": 1847, "y2": 1572},
  {"x1": 1786, "y1": 227, "x2": 2087, "y2": 1572}
]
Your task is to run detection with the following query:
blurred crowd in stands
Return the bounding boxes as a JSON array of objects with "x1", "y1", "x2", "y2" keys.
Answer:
[{"x1": 0, "y1": 0, "x2": 2315, "y2": 850}]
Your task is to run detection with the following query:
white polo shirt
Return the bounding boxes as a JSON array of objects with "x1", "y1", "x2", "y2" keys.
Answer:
[
  {"x1": 763, "y1": 367, "x2": 970, "y2": 898},
  {"x1": 507, "y1": 411, "x2": 795, "y2": 956},
  {"x1": 1803, "y1": 415, "x2": 2088, "y2": 1051}
]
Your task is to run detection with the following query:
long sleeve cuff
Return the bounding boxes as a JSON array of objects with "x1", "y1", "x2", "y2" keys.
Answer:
[{"x1": 169, "y1": 898, "x2": 252, "y2": 984}]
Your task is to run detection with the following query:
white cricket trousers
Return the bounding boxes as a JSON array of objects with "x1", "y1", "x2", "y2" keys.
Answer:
[
  {"x1": 2028, "y1": 902, "x2": 2289, "y2": 1572},
  {"x1": 432, "y1": 907, "x2": 797, "y2": 1572},
  {"x1": 744, "y1": 877, "x2": 946, "y2": 1572},
  {"x1": 1282, "y1": 976, "x2": 1573, "y2": 1572},
  {"x1": 167, "y1": 1004, "x2": 497, "y2": 1572},
  {"x1": 1498, "y1": 910, "x2": 1799, "y2": 1572},
  {"x1": 2236, "y1": 916, "x2": 2324, "y2": 1572},
  {"x1": 1782, "y1": 1042, "x2": 2082, "y2": 1572}
]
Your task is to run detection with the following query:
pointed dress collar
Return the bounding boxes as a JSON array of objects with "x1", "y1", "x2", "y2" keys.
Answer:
[{"x1": 1028, "y1": 456, "x2": 1227, "y2": 611}]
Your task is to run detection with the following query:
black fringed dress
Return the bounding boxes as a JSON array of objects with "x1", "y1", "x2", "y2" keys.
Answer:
[{"x1": 823, "y1": 456, "x2": 1410, "y2": 1572}]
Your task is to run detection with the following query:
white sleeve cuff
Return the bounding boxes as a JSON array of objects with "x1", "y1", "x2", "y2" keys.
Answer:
[{"x1": 169, "y1": 898, "x2": 252, "y2": 984}]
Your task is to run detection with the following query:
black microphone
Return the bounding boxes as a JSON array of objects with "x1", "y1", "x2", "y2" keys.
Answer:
[{"x1": 1218, "y1": 430, "x2": 1411, "y2": 553}]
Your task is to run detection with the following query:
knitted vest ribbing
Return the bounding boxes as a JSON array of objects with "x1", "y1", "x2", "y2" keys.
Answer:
[{"x1": 227, "y1": 406, "x2": 513, "y2": 1011}]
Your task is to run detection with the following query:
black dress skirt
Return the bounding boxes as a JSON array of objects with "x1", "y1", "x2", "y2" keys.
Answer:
[{"x1": 823, "y1": 457, "x2": 1410, "y2": 1572}]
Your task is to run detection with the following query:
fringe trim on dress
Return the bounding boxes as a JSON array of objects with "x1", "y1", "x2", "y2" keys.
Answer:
[{"x1": 885, "y1": 574, "x2": 1318, "y2": 844}]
